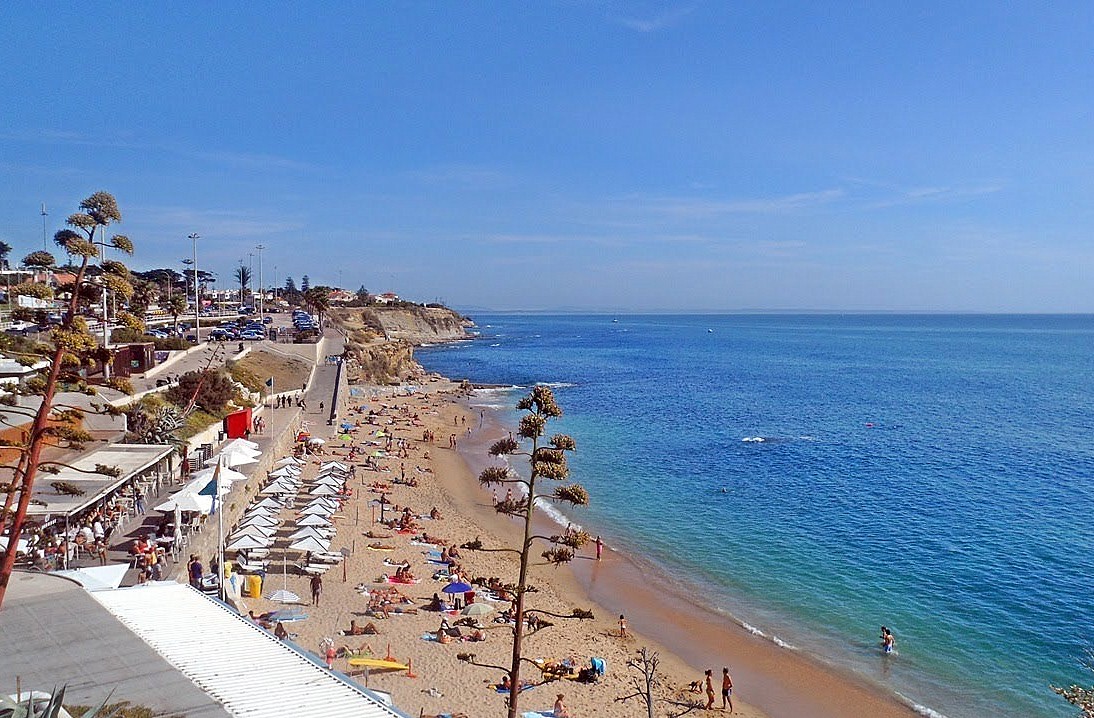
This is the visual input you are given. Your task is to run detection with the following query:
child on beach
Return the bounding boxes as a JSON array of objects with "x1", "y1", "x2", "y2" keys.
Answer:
[
  {"x1": 619, "y1": 614, "x2": 628, "y2": 638},
  {"x1": 704, "y1": 669, "x2": 715, "y2": 709}
]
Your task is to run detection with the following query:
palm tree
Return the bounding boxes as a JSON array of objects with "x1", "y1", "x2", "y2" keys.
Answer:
[
  {"x1": 303, "y1": 286, "x2": 330, "y2": 323},
  {"x1": 234, "y1": 265, "x2": 252, "y2": 306},
  {"x1": 166, "y1": 294, "x2": 187, "y2": 333}
]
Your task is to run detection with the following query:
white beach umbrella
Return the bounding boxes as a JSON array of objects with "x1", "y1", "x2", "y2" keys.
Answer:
[
  {"x1": 154, "y1": 492, "x2": 212, "y2": 514},
  {"x1": 205, "y1": 449, "x2": 259, "y2": 468},
  {"x1": 274, "y1": 456, "x2": 304, "y2": 468},
  {"x1": 306, "y1": 497, "x2": 340, "y2": 508},
  {"x1": 226, "y1": 534, "x2": 272, "y2": 551},
  {"x1": 309, "y1": 484, "x2": 341, "y2": 496},
  {"x1": 244, "y1": 504, "x2": 280, "y2": 516},
  {"x1": 224, "y1": 437, "x2": 260, "y2": 451},
  {"x1": 260, "y1": 482, "x2": 297, "y2": 496},
  {"x1": 320, "y1": 461, "x2": 347, "y2": 471},
  {"x1": 190, "y1": 466, "x2": 247, "y2": 485},
  {"x1": 299, "y1": 505, "x2": 334, "y2": 517},
  {"x1": 254, "y1": 497, "x2": 284, "y2": 509},
  {"x1": 296, "y1": 514, "x2": 332, "y2": 527},
  {"x1": 288, "y1": 526, "x2": 330, "y2": 540},
  {"x1": 239, "y1": 514, "x2": 279, "y2": 527},
  {"x1": 311, "y1": 478, "x2": 344, "y2": 489},
  {"x1": 289, "y1": 535, "x2": 330, "y2": 553},
  {"x1": 232, "y1": 524, "x2": 277, "y2": 538}
]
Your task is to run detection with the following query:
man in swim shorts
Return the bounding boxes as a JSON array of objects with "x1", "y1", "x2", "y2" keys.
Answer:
[{"x1": 721, "y1": 667, "x2": 733, "y2": 711}]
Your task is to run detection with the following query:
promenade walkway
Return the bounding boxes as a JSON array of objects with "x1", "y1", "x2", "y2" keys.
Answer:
[{"x1": 66, "y1": 329, "x2": 346, "y2": 585}]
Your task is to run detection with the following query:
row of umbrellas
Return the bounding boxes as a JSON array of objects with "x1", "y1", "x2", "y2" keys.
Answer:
[{"x1": 155, "y1": 438, "x2": 262, "y2": 514}]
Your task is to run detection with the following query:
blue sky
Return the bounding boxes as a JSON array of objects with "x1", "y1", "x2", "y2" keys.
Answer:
[{"x1": 1, "y1": 2, "x2": 1092, "y2": 312}]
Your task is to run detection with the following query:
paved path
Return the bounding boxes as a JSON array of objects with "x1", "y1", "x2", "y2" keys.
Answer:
[{"x1": 67, "y1": 328, "x2": 346, "y2": 585}]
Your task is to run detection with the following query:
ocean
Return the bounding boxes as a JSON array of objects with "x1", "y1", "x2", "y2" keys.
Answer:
[{"x1": 415, "y1": 313, "x2": 1094, "y2": 718}]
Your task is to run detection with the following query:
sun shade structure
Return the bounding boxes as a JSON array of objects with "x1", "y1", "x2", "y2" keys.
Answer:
[
  {"x1": 296, "y1": 514, "x2": 332, "y2": 527},
  {"x1": 190, "y1": 466, "x2": 247, "y2": 485},
  {"x1": 226, "y1": 534, "x2": 273, "y2": 551},
  {"x1": 205, "y1": 450, "x2": 259, "y2": 468},
  {"x1": 92, "y1": 583, "x2": 408, "y2": 718},
  {"x1": 289, "y1": 535, "x2": 331, "y2": 553},
  {"x1": 154, "y1": 492, "x2": 212, "y2": 514},
  {"x1": 274, "y1": 456, "x2": 305, "y2": 467}
]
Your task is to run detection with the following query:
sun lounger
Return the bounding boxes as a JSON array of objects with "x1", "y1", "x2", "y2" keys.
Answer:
[
  {"x1": 311, "y1": 551, "x2": 345, "y2": 563},
  {"x1": 298, "y1": 562, "x2": 330, "y2": 575}
]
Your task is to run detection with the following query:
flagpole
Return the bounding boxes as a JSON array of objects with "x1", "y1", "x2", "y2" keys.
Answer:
[{"x1": 214, "y1": 462, "x2": 225, "y2": 602}]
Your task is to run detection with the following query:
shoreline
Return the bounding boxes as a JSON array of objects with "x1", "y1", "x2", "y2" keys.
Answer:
[{"x1": 453, "y1": 390, "x2": 922, "y2": 718}]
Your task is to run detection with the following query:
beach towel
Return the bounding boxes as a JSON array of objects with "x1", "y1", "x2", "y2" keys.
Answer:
[
  {"x1": 420, "y1": 632, "x2": 439, "y2": 642},
  {"x1": 521, "y1": 711, "x2": 555, "y2": 718}
]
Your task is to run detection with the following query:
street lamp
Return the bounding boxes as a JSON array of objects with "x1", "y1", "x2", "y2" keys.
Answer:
[
  {"x1": 188, "y1": 233, "x2": 200, "y2": 339},
  {"x1": 255, "y1": 244, "x2": 266, "y2": 317}
]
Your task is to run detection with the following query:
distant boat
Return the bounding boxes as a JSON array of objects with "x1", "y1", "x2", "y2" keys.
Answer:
[
  {"x1": 612, "y1": 319, "x2": 619, "y2": 323},
  {"x1": 708, "y1": 329, "x2": 714, "y2": 333}
]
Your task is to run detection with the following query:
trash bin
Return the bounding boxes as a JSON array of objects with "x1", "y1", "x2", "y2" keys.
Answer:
[{"x1": 246, "y1": 574, "x2": 262, "y2": 598}]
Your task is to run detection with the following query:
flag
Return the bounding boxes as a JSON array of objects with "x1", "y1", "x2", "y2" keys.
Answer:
[{"x1": 265, "y1": 377, "x2": 274, "y2": 387}]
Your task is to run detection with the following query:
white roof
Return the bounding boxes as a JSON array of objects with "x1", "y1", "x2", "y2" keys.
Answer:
[
  {"x1": 93, "y1": 583, "x2": 408, "y2": 718},
  {"x1": 12, "y1": 443, "x2": 174, "y2": 517}
]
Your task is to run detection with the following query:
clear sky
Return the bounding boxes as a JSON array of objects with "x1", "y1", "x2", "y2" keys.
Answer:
[{"x1": 1, "y1": 2, "x2": 1092, "y2": 312}]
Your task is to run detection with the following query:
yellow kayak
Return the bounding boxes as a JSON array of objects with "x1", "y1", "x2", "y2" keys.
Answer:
[{"x1": 347, "y1": 657, "x2": 409, "y2": 670}]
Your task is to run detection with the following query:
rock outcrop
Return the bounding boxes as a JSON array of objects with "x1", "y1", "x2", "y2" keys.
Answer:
[{"x1": 329, "y1": 305, "x2": 472, "y2": 384}]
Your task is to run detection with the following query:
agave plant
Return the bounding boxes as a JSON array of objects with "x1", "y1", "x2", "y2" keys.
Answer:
[{"x1": 0, "y1": 685, "x2": 115, "y2": 718}]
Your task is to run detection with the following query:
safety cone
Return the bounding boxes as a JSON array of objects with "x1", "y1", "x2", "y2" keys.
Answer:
[{"x1": 406, "y1": 658, "x2": 418, "y2": 679}]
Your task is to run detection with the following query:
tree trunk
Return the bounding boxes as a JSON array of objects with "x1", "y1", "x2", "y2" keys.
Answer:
[{"x1": 507, "y1": 439, "x2": 539, "y2": 718}]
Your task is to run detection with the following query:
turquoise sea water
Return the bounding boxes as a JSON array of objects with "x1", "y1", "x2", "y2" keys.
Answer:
[{"x1": 416, "y1": 314, "x2": 1094, "y2": 718}]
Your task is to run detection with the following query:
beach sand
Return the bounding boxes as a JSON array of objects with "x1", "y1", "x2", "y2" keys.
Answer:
[{"x1": 234, "y1": 379, "x2": 919, "y2": 718}]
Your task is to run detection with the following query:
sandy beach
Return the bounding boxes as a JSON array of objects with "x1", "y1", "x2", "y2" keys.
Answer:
[{"x1": 231, "y1": 377, "x2": 920, "y2": 718}]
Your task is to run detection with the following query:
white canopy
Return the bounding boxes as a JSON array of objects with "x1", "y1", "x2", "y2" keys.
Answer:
[
  {"x1": 320, "y1": 462, "x2": 348, "y2": 471},
  {"x1": 289, "y1": 535, "x2": 330, "y2": 553},
  {"x1": 190, "y1": 466, "x2": 247, "y2": 485},
  {"x1": 288, "y1": 526, "x2": 331, "y2": 541},
  {"x1": 205, "y1": 449, "x2": 259, "y2": 468},
  {"x1": 154, "y1": 492, "x2": 212, "y2": 514},
  {"x1": 296, "y1": 514, "x2": 332, "y2": 527},
  {"x1": 226, "y1": 534, "x2": 272, "y2": 550},
  {"x1": 274, "y1": 456, "x2": 305, "y2": 467},
  {"x1": 299, "y1": 504, "x2": 334, "y2": 516},
  {"x1": 309, "y1": 485, "x2": 341, "y2": 496}
]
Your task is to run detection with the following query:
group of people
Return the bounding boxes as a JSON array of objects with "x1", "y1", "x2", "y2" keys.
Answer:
[
  {"x1": 699, "y1": 668, "x2": 733, "y2": 712},
  {"x1": 272, "y1": 392, "x2": 306, "y2": 409}
]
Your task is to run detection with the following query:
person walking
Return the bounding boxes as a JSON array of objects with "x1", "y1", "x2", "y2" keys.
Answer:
[
  {"x1": 619, "y1": 614, "x2": 628, "y2": 638},
  {"x1": 187, "y1": 554, "x2": 203, "y2": 589},
  {"x1": 311, "y1": 573, "x2": 323, "y2": 606},
  {"x1": 704, "y1": 669, "x2": 715, "y2": 710},
  {"x1": 595, "y1": 535, "x2": 603, "y2": 560},
  {"x1": 721, "y1": 667, "x2": 734, "y2": 711}
]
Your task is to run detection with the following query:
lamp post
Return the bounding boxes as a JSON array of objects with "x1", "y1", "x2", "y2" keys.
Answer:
[
  {"x1": 189, "y1": 233, "x2": 200, "y2": 339},
  {"x1": 255, "y1": 244, "x2": 265, "y2": 318}
]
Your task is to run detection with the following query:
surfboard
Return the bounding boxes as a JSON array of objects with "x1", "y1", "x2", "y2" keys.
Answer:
[{"x1": 347, "y1": 657, "x2": 409, "y2": 670}]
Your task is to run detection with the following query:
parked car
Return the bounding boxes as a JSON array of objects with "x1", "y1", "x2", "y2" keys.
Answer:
[
  {"x1": 208, "y1": 328, "x2": 233, "y2": 341},
  {"x1": 240, "y1": 329, "x2": 264, "y2": 340}
]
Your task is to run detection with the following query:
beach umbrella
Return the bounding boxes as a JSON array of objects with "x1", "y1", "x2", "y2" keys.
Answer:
[
  {"x1": 226, "y1": 534, "x2": 271, "y2": 550},
  {"x1": 239, "y1": 514, "x2": 279, "y2": 527},
  {"x1": 460, "y1": 603, "x2": 495, "y2": 617},
  {"x1": 299, "y1": 505, "x2": 334, "y2": 517},
  {"x1": 266, "y1": 609, "x2": 308, "y2": 623},
  {"x1": 441, "y1": 581, "x2": 473, "y2": 595},
  {"x1": 244, "y1": 504, "x2": 280, "y2": 517},
  {"x1": 261, "y1": 482, "x2": 297, "y2": 496},
  {"x1": 311, "y1": 478, "x2": 344, "y2": 489},
  {"x1": 274, "y1": 456, "x2": 304, "y2": 468},
  {"x1": 321, "y1": 461, "x2": 347, "y2": 471},
  {"x1": 268, "y1": 467, "x2": 300, "y2": 479},
  {"x1": 206, "y1": 449, "x2": 258, "y2": 468},
  {"x1": 297, "y1": 514, "x2": 332, "y2": 527},
  {"x1": 223, "y1": 437, "x2": 260, "y2": 452},
  {"x1": 232, "y1": 524, "x2": 276, "y2": 539},
  {"x1": 288, "y1": 526, "x2": 330, "y2": 540},
  {"x1": 267, "y1": 589, "x2": 300, "y2": 603},
  {"x1": 289, "y1": 535, "x2": 330, "y2": 553},
  {"x1": 154, "y1": 492, "x2": 212, "y2": 514},
  {"x1": 310, "y1": 484, "x2": 340, "y2": 496},
  {"x1": 254, "y1": 497, "x2": 284, "y2": 509},
  {"x1": 307, "y1": 437, "x2": 326, "y2": 446},
  {"x1": 190, "y1": 466, "x2": 247, "y2": 485},
  {"x1": 307, "y1": 496, "x2": 340, "y2": 506},
  {"x1": 338, "y1": 434, "x2": 353, "y2": 442}
]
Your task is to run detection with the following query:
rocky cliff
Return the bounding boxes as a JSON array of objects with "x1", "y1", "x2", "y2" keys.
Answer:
[{"x1": 329, "y1": 305, "x2": 471, "y2": 384}]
